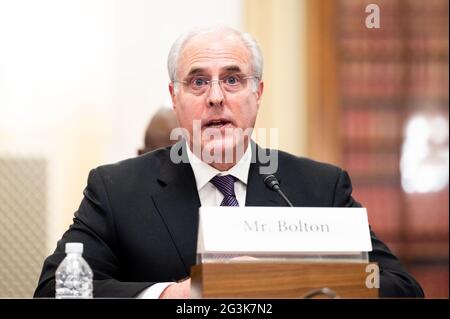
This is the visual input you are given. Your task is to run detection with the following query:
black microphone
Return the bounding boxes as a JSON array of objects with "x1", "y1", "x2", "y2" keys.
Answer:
[{"x1": 263, "y1": 174, "x2": 294, "y2": 207}]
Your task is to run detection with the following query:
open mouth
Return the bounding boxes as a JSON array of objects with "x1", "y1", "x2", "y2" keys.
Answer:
[{"x1": 203, "y1": 119, "x2": 234, "y2": 129}]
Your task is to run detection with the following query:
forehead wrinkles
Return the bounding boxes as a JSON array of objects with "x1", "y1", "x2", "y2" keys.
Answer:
[
  {"x1": 188, "y1": 48, "x2": 248, "y2": 62},
  {"x1": 178, "y1": 43, "x2": 252, "y2": 77}
]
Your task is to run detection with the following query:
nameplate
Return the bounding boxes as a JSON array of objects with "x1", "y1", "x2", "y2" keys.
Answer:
[{"x1": 197, "y1": 207, "x2": 372, "y2": 254}]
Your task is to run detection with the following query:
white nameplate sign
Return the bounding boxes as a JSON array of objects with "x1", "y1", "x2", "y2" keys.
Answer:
[{"x1": 197, "y1": 207, "x2": 372, "y2": 254}]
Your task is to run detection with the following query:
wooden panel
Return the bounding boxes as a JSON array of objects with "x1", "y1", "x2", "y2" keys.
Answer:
[
  {"x1": 191, "y1": 263, "x2": 378, "y2": 298},
  {"x1": 306, "y1": 0, "x2": 341, "y2": 166},
  {"x1": 305, "y1": 0, "x2": 449, "y2": 297}
]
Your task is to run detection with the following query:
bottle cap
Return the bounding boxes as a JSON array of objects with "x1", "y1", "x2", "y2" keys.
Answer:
[{"x1": 65, "y1": 242, "x2": 84, "y2": 254}]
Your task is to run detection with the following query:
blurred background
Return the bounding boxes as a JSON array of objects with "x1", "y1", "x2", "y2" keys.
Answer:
[{"x1": 0, "y1": 0, "x2": 448, "y2": 298}]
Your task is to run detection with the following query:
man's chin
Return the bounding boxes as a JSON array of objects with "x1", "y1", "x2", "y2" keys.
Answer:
[
  {"x1": 199, "y1": 138, "x2": 243, "y2": 164},
  {"x1": 203, "y1": 138, "x2": 234, "y2": 151}
]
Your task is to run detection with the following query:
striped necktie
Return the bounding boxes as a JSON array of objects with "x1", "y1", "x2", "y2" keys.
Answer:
[{"x1": 210, "y1": 174, "x2": 240, "y2": 207}]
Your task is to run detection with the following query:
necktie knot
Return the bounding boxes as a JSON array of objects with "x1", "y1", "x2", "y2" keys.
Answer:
[
  {"x1": 210, "y1": 174, "x2": 239, "y2": 206},
  {"x1": 210, "y1": 175, "x2": 236, "y2": 196}
]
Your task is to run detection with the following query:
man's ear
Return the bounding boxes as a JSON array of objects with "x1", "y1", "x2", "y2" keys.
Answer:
[
  {"x1": 256, "y1": 81, "x2": 264, "y2": 107},
  {"x1": 169, "y1": 82, "x2": 177, "y2": 110}
]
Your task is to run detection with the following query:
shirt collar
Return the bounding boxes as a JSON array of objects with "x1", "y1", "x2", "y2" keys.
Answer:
[{"x1": 186, "y1": 144, "x2": 252, "y2": 192}]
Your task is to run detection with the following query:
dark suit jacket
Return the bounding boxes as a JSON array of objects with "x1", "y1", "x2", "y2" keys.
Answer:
[{"x1": 34, "y1": 142, "x2": 424, "y2": 298}]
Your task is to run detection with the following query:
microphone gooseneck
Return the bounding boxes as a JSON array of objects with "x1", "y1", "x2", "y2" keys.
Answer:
[{"x1": 263, "y1": 174, "x2": 294, "y2": 207}]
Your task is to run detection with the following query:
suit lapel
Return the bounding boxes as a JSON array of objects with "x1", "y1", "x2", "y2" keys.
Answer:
[
  {"x1": 245, "y1": 143, "x2": 286, "y2": 207},
  {"x1": 151, "y1": 143, "x2": 200, "y2": 275},
  {"x1": 151, "y1": 141, "x2": 287, "y2": 275}
]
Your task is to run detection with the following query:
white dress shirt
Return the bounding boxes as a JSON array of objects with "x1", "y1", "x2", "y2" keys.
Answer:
[{"x1": 138, "y1": 145, "x2": 252, "y2": 298}]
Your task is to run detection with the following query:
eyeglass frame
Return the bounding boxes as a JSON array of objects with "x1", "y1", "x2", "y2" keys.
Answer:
[{"x1": 173, "y1": 74, "x2": 260, "y2": 94}]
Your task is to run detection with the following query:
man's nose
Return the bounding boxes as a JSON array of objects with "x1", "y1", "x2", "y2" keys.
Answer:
[{"x1": 206, "y1": 81, "x2": 224, "y2": 107}]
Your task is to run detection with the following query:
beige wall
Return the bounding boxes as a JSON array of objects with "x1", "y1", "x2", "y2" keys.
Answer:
[
  {"x1": 245, "y1": 0, "x2": 308, "y2": 157},
  {"x1": 0, "y1": 0, "x2": 243, "y2": 256},
  {"x1": 0, "y1": 0, "x2": 309, "y2": 296}
]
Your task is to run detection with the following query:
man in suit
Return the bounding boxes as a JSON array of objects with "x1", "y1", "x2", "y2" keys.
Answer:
[{"x1": 34, "y1": 25, "x2": 423, "y2": 298}]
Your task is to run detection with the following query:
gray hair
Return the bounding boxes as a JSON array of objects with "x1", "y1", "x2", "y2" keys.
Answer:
[{"x1": 167, "y1": 25, "x2": 263, "y2": 92}]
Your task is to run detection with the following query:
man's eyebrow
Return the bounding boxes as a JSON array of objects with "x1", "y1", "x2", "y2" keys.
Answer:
[
  {"x1": 185, "y1": 65, "x2": 243, "y2": 77},
  {"x1": 186, "y1": 68, "x2": 205, "y2": 77},
  {"x1": 222, "y1": 66, "x2": 242, "y2": 73}
]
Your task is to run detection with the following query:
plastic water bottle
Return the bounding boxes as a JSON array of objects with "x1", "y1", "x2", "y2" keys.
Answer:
[{"x1": 55, "y1": 242, "x2": 93, "y2": 299}]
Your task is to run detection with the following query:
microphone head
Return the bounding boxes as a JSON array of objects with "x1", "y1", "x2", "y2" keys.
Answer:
[{"x1": 263, "y1": 174, "x2": 280, "y2": 190}]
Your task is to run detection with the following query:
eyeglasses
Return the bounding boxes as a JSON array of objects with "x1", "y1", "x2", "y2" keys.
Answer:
[{"x1": 175, "y1": 74, "x2": 259, "y2": 95}]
